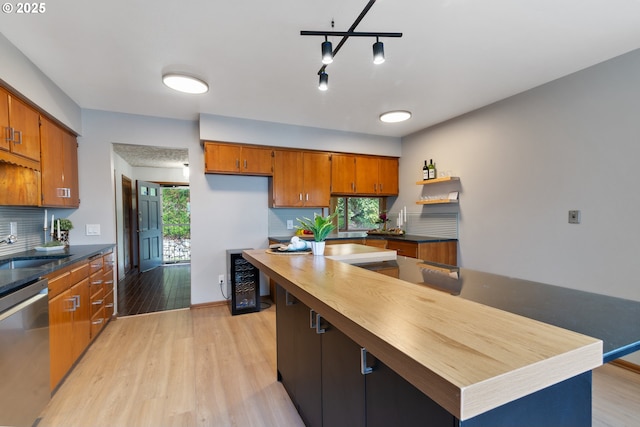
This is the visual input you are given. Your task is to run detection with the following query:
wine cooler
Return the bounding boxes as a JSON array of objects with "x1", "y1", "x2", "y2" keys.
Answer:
[{"x1": 226, "y1": 249, "x2": 260, "y2": 315}]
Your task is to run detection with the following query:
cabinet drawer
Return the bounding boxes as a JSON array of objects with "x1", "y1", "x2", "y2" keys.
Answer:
[
  {"x1": 48, "y1": 271, "x2": 70, "y2": 299},
  {"x1": 364, "y1": 238, "x2": 387, "y2": 249},
  {"x1": 90, "y1": 307, "x2": 106, "y2": 339},
  {"x1": 102, "y1": 269, "x2": 114, "y2": 295},
  {"x1": 104, "y1": 290, "x2": 114, "y2": 319},
  {"x1": 103, "y1": 251, "x2": 114, "y2": 272},
  {"x1": 90, "y1": 288, "x2": 104, "y2": 317},
  {"x1": 89, "y1": 273, "x2": 104, "y2": 297},
  {"x1": 89, "y1": 256, "x2": 103, "y2": 275},
  {"x1": 387, "y1": 241, "x2": 418, "y2": 258},
  {"x1": 69, "y1": 262, "x2": 89, "y2": 284}
]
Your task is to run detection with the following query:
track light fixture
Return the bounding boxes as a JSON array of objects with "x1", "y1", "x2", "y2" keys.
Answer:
[
  {"x1": 322, "y1": 36, "x2": 333, "y2": 64},
  {"x1": 301, "y1": 0, "x2": 401, "y2": 90},
  {"x1": 319, "y1": 71, "x2": 329, "y2": 91},
  {"x1": 372, "y1": 37, "x2": 385, "y2": 64}
]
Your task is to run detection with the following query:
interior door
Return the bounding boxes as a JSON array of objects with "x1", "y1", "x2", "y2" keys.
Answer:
[{"x1": 137, "y1": 180, "x2": 162, "y2": 272}]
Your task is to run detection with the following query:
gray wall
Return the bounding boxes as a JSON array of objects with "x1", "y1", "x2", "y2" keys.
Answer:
[{"x1": 397, "y1": 48, "x2": 640, "y2": 304}]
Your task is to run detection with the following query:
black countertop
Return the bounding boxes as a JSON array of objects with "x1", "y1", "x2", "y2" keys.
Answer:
[
  {"x1": 269, "y1": 232, "x2": 456, "y2": 244},
  {"x1": 357, "y1": 257, "x2": 640, "y2": 363},
  {"x1": 0, "y1": 244, "x2": 115, "y2": 297}
]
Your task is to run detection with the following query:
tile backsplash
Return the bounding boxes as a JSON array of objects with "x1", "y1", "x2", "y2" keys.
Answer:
[{"x1": 0, "y1": 207, "x2": 46, "y2": 257}]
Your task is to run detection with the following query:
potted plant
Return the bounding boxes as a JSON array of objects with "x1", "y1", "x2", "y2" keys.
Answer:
[
  {"x1": 54, "y1": 218, "x2": 73, "y2": 246},
  {"x1": 296, "y1": 211, "x2": 338, "y2": 256}
]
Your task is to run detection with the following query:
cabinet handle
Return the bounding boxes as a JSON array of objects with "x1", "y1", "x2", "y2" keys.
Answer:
[
  {"x1": 73, "y1": 295, "x2": 81, "y2": 308},
  {"x1": 91, "y1": 280, "x2": 103, "y2": 286},
  {"x1": 92, "y1": 318, "x2": 104, "y2": 325},
  {"x1": 379, "y1": 183, "x2": 383, "y2": 191},
  {"x1": 351, "y1": 182, "x2": 355, "y2": 191},
  {"x1": 360, "y1": 348, "x2": 373, "y2": 375},
  {"x1": 285, "y1": 290, "x2": 296, "y2": 306},
  {"x1": 92, "y1": 300, "x2": 104, "y2": 305},
  {"x1": 13, "y1": 129, "x2": 22, "y2": 144},
  {"x1": 309, "y1": 309, "x2": 316, "y2": 329},
  {"x1": 65, "y1": 297, "x2": 76, "y2": 312},
  {"x1": 105, "y1": 303, "x2": 114, "y2": 308},
  {"x1": 4, "y1": 127, "x2": 12, "y2": 142},
  {"x1": 315, "y1": 312, "x2": 325, "y2": 334},
  {"x1": 305, "y1": 193, "x2": 309, "y2": 201},
  {"x1": 236, "y1": 159, "x2": 240, "y2": 168},
  {"x1": 299, "y1": 193, "x2": 303, "y2": 201},
  {"x1": 244, "y1": 159, "x2": 247, "y2": 169},
  {"x1": 374, "y1": 183, "x2": 377, "y2": 191}
]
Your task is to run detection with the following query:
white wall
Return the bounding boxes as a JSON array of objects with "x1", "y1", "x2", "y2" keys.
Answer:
[
  {"x1": 0, "y1": 33, "x2": 81, "y2": 133},
  {"x1": 399, "y1": 49, "x2": 640, "y2": 303}
]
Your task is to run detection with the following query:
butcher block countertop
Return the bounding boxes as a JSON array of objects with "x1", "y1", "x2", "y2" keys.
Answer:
[{"x1": 243, "y1": 244, "x2": 603, "y2": 421}]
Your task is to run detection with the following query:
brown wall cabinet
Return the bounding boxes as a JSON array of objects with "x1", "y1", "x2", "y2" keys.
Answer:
[
  {"x1": 0, "y1": 87, "x2": 41, "y2": 168},
  {"x1": 204, "y1": 141, "x2": 273, "y2": 176},
  {"x1": 271, "y1": 150, "x2": 331, "y2": 208},
  {"x1": 40, "y1": 116, "x2": 80, "y2": 207},
  {"x1": 331, "y1": 154, "x2": 399, "y2": 196}
]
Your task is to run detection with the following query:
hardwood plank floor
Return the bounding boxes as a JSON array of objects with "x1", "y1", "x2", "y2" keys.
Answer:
[
  {"x1": 37, "y1": 304, "x2": 639, "y2": 426},
  {"x1": 117, "y1": 264, "x2": 191, "y2": 316}
]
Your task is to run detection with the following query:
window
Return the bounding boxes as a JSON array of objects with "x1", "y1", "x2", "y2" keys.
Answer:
[{"x1": 333, "y1": 197, "x2": 385, "y2": 231}]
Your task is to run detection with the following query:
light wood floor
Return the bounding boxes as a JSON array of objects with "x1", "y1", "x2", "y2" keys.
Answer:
[{"x1": 38, "y1": 304, "x2": 639, "y2": 427}]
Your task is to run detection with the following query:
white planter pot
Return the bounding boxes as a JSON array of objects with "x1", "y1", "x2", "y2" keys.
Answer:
[{"x1": 310, "y1": 241, "x2": 326, "y2": 256}]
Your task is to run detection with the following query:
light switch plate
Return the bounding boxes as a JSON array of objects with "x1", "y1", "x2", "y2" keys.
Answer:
[
  {"x1": 568, "y1": 210, "x2": 581, "y2": 224},
  {"x1": 287, "y1": 220, "x2": 294, "y2": 230},
  {"x1": 86, "y1": 224, "x2": 101, "y2": 235}
]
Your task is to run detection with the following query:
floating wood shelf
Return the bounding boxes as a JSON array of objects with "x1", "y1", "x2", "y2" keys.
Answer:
[
  {"x1": 416, "y1": 176, "x2": 460, "y2": 185},
  {"x1": 415, "y1": 199, "x2": 459, "y2": 205}
]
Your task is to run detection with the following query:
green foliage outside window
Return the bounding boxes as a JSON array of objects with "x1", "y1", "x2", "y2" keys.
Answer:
[
  {"x1": 336, "y1": 197, "x2": 382, "y2": 231},
  {"x1": 162, "y1": 187, "x2": 191, "y2": 240}
]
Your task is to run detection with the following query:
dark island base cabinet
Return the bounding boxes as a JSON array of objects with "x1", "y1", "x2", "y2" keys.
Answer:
[
  {"x1": 276, "y1": 284, "x2": 594, "y2": 427},
  {"x1": 276, "y1": 284, "x2": 454, "y2": 427}
]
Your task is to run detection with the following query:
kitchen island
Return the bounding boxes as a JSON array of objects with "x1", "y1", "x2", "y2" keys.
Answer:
[{"x1": 243, "y1": 244, "x2": 604, "y2": 426}]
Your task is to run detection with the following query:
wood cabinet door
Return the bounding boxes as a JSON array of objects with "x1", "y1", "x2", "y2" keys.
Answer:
[
  {"x1": 49, "y1": 289, "x2": 74, "y2": 390},
  {"x1": 366, "y1": 355, "x2": 455, "y2": 427},
  {"x1": 330, "y1": 153, "x2": 356, "y2": 194},
  {"x1": 204, "y1": 142, "x2": 241, "y2": 173},
  {"x1": 62, "y1": 130, "x2": 79, "y2": 206},
  {"x1": 322, "y1": 323, "x2": 366, "y2": 427},
  {"x1": 8, "y1": 95, "x2": 40, "y2": 162},
  {"x1": 241, "y1": 146, "x2": 273, "y2": 175},
  {"x1": 418, "y1": 241, "x2": 458, "y2": 265},
  {"x1": 70, "y1": 277, "x2": 91, "y2": 361},
  {"x1": 276, "y1": 286, "x2": 297, "y2": 400},
  {"x1": 387, "y1": 240, "x2": 418, "y2": 258},
  {"x1": 302, "y1": 152, "x2": 331, "y2": 207},
  {"x1": 272, "y1": 150, "x2": 303, "y2": 207},
  {"x1": 0, "y1": 88, "x2": 9, "y2": 152},
  {"x1": 377, "y1": 157, "x2": 399, "y2": 195},
  {"x1": 40, "y1": 117, "x2": 65, "y2": 206},
  {"x1": 354, "y1": 156, "x2": 379, "y2": 195}
]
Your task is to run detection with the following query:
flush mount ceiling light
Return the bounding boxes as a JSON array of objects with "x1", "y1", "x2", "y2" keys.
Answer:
[
  {"x1": 380, "y1": 110, "x2": 412, "y2": 123},
  {"x1": 301, "y1": 0, "x2": 401, "y2": 91},
  {"x1": 162, "y1": 73, "x2": 209, "y2": 94}
]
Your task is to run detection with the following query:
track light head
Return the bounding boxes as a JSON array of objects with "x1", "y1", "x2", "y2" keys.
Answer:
[
  {"x1": 322, "y1": 38, "x2": 333, "y2": 64},
  {"x1": 319, "y1": 71, "x2": 329, "y2": 91},
  {"x1": 373, "y1": 38, "x2": 385, "y2": 64}
]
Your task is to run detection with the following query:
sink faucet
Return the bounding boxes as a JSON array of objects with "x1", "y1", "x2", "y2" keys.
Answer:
[{"x1": 1, "y1": 235, "x2": 17, "y2": 244}]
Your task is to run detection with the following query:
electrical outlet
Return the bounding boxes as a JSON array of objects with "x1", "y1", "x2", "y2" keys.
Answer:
[
  {"x1": 568, "y1": 210, "x2": 581, "y2": 224},
  {"x1": 287, "y1": 220, "x2": 294, "y2": 230},
  {"x1": 218, "y1": 274, "x2": 225, "y2": 285}
]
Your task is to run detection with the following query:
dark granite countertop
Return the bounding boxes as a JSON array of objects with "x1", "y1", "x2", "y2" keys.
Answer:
[
  {"x1": 356, "y1": 257, "x2": 640, "y2": 363},
  {"x1": 0, "y1": 244, "x2": 115, "y2": 297},
  {"x1": 269, "y1": 232, "x2": 456, "y2": 244}
]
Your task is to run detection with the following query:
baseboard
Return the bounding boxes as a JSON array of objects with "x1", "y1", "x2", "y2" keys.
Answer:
[
  {"x1": 611, "y1": 359, "x2": 640, "y2": 375},
  {"x1": 191, "y1": 300, "x2": 229, "y2": 310}
]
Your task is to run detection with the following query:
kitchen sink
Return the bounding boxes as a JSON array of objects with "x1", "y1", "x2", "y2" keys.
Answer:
[{"x1": 0, "y1": 256, "x2": 69, "y2": 270}]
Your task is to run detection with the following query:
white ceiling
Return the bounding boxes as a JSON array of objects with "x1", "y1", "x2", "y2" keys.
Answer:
[{"x1": 2, "y1": 0, "x2": 640, "y2": 139}]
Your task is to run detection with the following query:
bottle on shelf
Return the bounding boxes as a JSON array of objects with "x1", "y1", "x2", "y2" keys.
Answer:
[
  {"x1": 422, "y1": 160, "x2": 429, "y2": 180},
  {"x1": 428, "y1": 159, "x2": 436, "y2": 179}
]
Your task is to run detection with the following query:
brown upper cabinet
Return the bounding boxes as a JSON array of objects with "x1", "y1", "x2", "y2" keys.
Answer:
[
  {"x1": 271, "y1": 150, "x2": 331, "y2": 207},
  {"x1": 331, "y1": 154, "x2": 399, "y2": 196},
  {"x1": 0, "y1": 87, "x2": 41, "y2": 168},
  {"x1": 40, "y1": 116, "x2": 80, "y2": 207},
  {"x1": 204, "y1": 141, "x2": 273, "y2": 176}
]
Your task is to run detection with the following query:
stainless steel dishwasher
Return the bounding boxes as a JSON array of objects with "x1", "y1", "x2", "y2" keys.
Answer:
[{"x1": 0, "y1": 278, "x2": 50, "y2": 427}]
